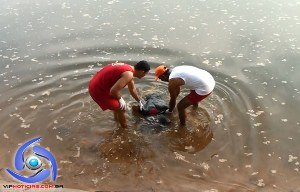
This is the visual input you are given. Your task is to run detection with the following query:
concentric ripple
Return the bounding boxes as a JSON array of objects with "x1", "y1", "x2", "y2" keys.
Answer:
[{"x1": 1, "y1": 0, "x2": 300, "y2": 190}]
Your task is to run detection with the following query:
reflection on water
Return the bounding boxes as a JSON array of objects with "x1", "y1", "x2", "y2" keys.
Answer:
[
  {"x1": 167, "y1": 108, "x2": 213, "y2": 153},
  {"x1": 1, "y1": 0, "x2": 300, "y2": 191},
  {"x1": 98, "y1": 128, "x2": 154, "y2": 163}
]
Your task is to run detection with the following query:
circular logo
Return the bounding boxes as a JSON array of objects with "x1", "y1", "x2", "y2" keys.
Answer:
[
  {"x1": 6, "y1": 137, "x2": 57, "y2": 183},
  {"x1": 25, "y1": 155, "x2": 42, "y2": 170}
]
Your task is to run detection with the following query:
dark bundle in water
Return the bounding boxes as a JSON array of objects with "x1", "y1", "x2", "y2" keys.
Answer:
[
  {"x1": 140, "y1": 93, "x2": 169, "y2": 116},
  {"x1": 132, "y1": 94, "x2": 171, "y2": 133}
]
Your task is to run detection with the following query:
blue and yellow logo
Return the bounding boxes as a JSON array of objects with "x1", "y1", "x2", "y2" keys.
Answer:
[{"x1": 6, "y1": 137, "x2": 57, "y2": 183}]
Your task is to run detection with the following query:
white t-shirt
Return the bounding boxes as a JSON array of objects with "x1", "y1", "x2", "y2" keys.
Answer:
[{"x1": 169, "y1": 65, "x2": 215, "y2": 95}]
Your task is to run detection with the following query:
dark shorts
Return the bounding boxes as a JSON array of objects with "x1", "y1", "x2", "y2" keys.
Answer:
[
  {"x1": 187, "y1": 90, "x2": 211, "y2": 103},
  {"x1": 88, "y1": 84, "x2": 119, "y2": 111}
]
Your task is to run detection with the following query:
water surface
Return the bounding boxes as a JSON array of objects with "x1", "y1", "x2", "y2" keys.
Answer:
[{"x1": 0, "y1": 0, "x2": 300, "y2": 191}]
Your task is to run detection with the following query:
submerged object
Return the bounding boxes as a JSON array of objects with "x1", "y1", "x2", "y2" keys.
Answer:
[
  {"x1": 140, "y1": 93, "x2": 169, "y2": 115},
  {"x1": 133, "y1": 94, "x2": 171, "y2": 133}
]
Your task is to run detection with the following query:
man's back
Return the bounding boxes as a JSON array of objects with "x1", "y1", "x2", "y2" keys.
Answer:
[
  {"x1": 90, "y1": 63, "x2": 134, "y2": 92},
  {"x1": 169, "y1": 65, "x2": 215, "y2": 95}
]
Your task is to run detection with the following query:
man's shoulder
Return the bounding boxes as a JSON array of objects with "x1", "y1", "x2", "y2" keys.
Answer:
[
  {"x1": 110, "y1": 62, "x2": 130, "y2": 66},
  {"x1": 121, "y1": 70, "x2": 134, "y2": 79},
  {"x1": 174, "y1": 65, "x2": 201, "y2": 71}
]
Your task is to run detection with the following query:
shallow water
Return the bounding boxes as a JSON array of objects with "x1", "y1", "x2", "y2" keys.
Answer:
[{"x1": 0, "y1": 0, "x2": 300, "y2": 191}]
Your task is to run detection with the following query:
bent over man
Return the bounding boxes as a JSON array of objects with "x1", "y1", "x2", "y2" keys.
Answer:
[
  {"x1": 89, "y1": 61, "x2": 150, "y2": 128},
  {"x1": 154, "y1": 65, "x2": 215, "y2": 126}
]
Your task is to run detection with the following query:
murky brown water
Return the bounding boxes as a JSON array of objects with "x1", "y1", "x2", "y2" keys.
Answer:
[{"x1": 1, "y1": 0, "x2": 300, "y2": 191}]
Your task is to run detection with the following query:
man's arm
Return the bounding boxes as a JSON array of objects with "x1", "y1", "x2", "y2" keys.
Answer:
[
  {"x1": 110, "y1": 71, "x2": 133, "y2": 99},
  {"x1": 127, "y1": 80, "x2": 140, "y2": 102},
  {"x1": 168, "y1": 79, "x2": 181, "y2": 112}
]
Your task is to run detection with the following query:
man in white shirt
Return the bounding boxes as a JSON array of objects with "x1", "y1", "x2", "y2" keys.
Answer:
[{"x1": 154, "y1": 65, "x2": 215, "y2": 126}]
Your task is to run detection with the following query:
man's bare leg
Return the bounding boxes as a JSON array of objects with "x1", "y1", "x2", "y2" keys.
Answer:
[
  {"x1": 192, "y1": 102, "x2": 198, "y2": 109},
  {"x1": 177, "y1": 96, "x2": 193, "y2": 126},
  {"x1": 114, "y1": 109, "x2": 127, "y2": 128},
  {"x1": 113, "y1": 111, "x2": 118, "y2": 121}
]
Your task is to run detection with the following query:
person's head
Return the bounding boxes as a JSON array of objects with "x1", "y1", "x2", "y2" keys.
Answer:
[
  {"x1": 134, "y1": 60, "x2": 150, "y2": 79},
  {"x1": 155, "y1": 65, "x2": 170, "y2": 82}
]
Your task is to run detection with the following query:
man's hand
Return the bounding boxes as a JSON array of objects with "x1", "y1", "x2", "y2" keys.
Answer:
[
  {"x1": 119, "y1": 97, "x2": 126, "y2": 110},
  {"x1": 139, "y1": 99, "x2": 146, "y2": 111},
  {"x1": 165, "y1": 109, "x2": 172, "y2": 114}
]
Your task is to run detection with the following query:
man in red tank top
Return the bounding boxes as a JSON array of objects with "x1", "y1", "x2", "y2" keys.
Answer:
[{"x1": 89, "y1": 61, "x2": 150, "y2": 128}]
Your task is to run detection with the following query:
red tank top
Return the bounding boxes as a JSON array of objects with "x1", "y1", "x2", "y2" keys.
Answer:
[{"x1": 90, "y1": 63, "x2": 134, "y2": 92}]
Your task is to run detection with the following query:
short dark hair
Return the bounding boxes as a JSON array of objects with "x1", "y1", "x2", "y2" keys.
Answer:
[
  {"x1": 135, "y1": 60, "x2": 150, "y2": 72},
  {"x1": 163, "y1": 69, "x2": 170, "y2": 76}
]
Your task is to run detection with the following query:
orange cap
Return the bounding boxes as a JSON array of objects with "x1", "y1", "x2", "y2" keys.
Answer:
[{"x1": 154, "y1": 65, "x2": 168, "y2": 80}]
